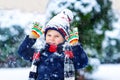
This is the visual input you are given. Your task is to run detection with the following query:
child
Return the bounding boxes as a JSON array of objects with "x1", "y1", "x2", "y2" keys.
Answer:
[{"x1": 18, "y1": 9, "x2": 88, "y2": 80}]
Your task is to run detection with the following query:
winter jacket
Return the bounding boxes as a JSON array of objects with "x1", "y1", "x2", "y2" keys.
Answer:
[{"x1": 18, "y1": 35, "x2": 88, "y2": 80}]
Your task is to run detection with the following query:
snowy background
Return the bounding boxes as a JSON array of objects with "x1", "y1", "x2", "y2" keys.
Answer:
[
  {"x1": 0, "y1": 0, "x2": 120, "y2": 80},
  {"x1": 0, "y1": 9, "x2": 46, "y2": 33}
]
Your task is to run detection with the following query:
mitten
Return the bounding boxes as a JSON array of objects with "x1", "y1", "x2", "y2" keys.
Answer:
[
  {"x1": 30, "y1": 22, "x2": 44, "y2": 38},
  {"x1": 68, "y1": 28, "x2": 79, "y2": 45}
]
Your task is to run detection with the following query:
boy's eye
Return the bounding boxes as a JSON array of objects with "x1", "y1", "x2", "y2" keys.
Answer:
[
  {"x1": 47, "y1": 34, "x2": 51, "y2": 37},
  {"x1": 55, "y1": 35, "x2": 59, "y2": 38}
]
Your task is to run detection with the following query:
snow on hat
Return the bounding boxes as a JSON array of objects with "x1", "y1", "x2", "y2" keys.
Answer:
[{"x1": 44, "y1": 9, "x2": 73, "y2": 39}]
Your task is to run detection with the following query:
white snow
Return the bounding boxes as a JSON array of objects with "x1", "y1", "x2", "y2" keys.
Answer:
[
  {"x1": 0, "y1": 64, "x2": 120, "y2": 80},
  {"x1": 0, "y1": 68, "x2": 30, "y2": 80},
  {"x1": 89, "y1": 64, "x2": 120, "y2": 80},
  {"x1": 0, "y1": 9, "x2": 46, "y2": 42},
  {"x1": 46, "y1": 0, "x2": 100, "y2": 16},
  {"x1": 0, "y1": 9, "x2": 46, "y2": 28}
]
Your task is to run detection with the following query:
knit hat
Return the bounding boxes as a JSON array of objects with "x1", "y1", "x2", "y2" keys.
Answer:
[{"x1": 44, "y1": 9, "x2": 73, "y2": 40}]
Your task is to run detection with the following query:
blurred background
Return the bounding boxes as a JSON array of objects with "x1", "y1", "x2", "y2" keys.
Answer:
[{"x1": 0, "y1": 0, "x2": 120, "y2": 80}]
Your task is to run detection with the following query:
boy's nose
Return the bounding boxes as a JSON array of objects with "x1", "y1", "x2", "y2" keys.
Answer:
[{"x1": 50, "y1": 36, "x2": 55, "y2": 41}]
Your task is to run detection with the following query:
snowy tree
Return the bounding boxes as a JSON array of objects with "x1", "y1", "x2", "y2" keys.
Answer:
[
  {"x1": 0, "y1": 25, "x2": 30, "y2": 67},
  {"x1": 0, "y1": 10, "x2": 46, "y2": 67}
]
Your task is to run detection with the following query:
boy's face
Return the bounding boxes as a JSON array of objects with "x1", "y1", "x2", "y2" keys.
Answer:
[{"x1": 46, "y1": 30, "x2": 65, "y2": 45}]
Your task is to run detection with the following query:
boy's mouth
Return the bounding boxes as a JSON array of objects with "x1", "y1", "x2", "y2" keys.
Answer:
[{"x1": 48, "y1": 42, "x2": 56, "y2": 45}]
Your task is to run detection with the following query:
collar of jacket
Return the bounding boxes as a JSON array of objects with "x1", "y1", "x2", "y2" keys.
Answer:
[{"x1": 44, "y1": 41, "x2": 65, "y2": 53}]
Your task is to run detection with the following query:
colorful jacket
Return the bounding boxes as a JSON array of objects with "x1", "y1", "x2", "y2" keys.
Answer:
[{"x1": 18, "y1": 35, "x2": 88, "y2": 80}]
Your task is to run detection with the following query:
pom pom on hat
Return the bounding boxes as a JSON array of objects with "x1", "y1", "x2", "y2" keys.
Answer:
[
  {"x1": 61, "y1": 8, "x2": 73, "y2": 22},
  {"x1": 44, "y1": 9, "x2": 73, "y2": 39}
]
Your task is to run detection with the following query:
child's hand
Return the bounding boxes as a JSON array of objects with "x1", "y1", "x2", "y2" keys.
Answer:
[
  {"x1": 68, "y1": 28, "x2": 79, "y2": 45},
  {"x1": 29, "y1": 22, "x2": 44, "y2": 39}
]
